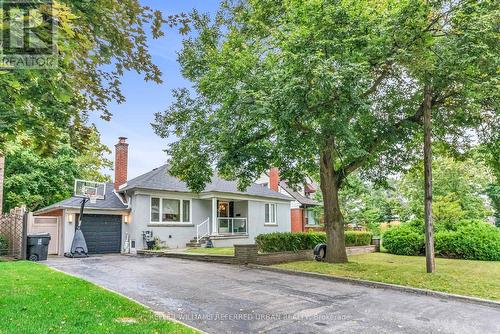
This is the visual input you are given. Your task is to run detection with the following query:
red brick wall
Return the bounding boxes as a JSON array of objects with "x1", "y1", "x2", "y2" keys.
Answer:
[
  {"x1": 291, "y1": 208, "x2": 304, "y2": 232},
  {"x1": 114, "y1": 137, "x2": 129, "y2": 191},
  {"x1": 269, "y1": 167, "x2": 279, "y2": 192}
]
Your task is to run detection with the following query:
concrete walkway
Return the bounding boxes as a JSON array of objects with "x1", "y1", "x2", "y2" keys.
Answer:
[{"x1": 45, "y1": 255, "x2": 500, "y2": 334}]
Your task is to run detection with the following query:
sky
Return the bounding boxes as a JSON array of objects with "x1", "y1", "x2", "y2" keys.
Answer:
[{"x1": 90, "y1": 1, "x2": 219, "y2": 179}]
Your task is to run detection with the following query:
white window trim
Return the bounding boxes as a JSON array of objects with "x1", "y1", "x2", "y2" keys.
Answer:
[
  {"x1": 150, "y1": 196, "x2": 192, "y2": 224},
  {"x1": 264, "y1": 203, "x2": 278, "y2": 225}
]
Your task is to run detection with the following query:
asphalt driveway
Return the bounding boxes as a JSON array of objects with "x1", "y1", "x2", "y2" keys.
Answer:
[{"x1": 45, "y1": 255, "x2": 500, "y2": 334}]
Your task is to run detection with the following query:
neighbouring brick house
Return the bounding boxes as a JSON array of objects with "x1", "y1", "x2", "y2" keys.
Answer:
[{"x1": 255, "y1": 168, "x2": 323, "y2": 233}]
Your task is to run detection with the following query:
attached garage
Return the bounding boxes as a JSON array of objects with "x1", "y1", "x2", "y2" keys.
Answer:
[
  {"x1": 33, "y1": 182, "x2": 129, "y2": 256},
  {"x1": 79, "y1": 214, "x2": 122, "y2": 254}
]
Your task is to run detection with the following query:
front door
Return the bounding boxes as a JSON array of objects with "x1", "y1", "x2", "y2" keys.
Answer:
[
  {"x1": 217, "y1": 201, "x2": 233, "y2": 234},
  {"x1": 218, "y1": 201, "x2": 230, "y2": 218}
]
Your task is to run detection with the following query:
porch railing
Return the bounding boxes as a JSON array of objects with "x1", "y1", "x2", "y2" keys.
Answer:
[
  {"x1": 217, "y1": 217, "x2": 247, "y2": 235},
  {"x1": 196, "y1": 217, "x2": 210, "y2": 242}
]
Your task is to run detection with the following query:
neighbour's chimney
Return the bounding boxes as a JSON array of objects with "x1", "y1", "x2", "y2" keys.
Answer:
[
  {"x1": 269, "y1": 167, "x2": 280, "y2": 192},
  {"x1": 114, "y1": 137, "x2": 129, "y2": 191}
]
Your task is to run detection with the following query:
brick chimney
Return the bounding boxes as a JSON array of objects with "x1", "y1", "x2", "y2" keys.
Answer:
[
  {"x1": 269, "y1": 167, "x2": 280, "y2": 192},
  {"x1": 114, "y1": 137, "x2": 129, "y2": 191}
]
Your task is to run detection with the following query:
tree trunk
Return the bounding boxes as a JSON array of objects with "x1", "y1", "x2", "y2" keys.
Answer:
[
  {"x1": 319, "y1": 141, "x2": 348, "y2": 263},
  {"x1": 0, "y1": 154, "x2": 4, "y2": 215},
  {"x1": 423, "y1": 86, "x2": 435, "y2": 273}
]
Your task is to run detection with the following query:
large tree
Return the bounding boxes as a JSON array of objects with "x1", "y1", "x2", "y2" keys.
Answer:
[
  {"x1": 0, "y1": 1, "x2": 189, "y2": 152},
  {"x1": 0, "y1": 1, "x2": 189, "y2": 212},
  {"x1": 3, "y1": 129, "x2": 112, "y2": 212},
  {"x1": 153, "y1": 0, "x2": 498, "y2": 262}
]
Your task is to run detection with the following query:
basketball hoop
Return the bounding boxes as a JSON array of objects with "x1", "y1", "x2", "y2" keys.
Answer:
[
  {"x1": 74, "y1": 180, "x2": 106, "y2": 201},
  {"x1": 89, "y1": 194, "x2": 98, "y2": 204},
  {"x1": 83, "y1": 186, "x2": 98, "y2": 204}
]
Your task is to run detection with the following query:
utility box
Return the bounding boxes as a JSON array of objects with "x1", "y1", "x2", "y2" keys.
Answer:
[{"x1": 27, "y1": 233, "x2": 51, "y2": 261}]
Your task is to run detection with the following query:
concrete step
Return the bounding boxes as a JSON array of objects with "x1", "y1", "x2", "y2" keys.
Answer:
[
  {"x1": 189, "y1": 239, "x2": 207, "y2": 244},
  {"x1": 186, "y1": 242, "x2": 203, "y2": 247}
]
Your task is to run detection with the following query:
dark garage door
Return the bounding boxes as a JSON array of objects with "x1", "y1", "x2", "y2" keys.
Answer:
[{"x1": 78, "y1": 214, "x2": 122, "y2": 254}]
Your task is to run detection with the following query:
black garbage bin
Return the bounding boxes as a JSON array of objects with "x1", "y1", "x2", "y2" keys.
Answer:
[{"x1": 27, "y1": 233, "x2": 51, "y2": 261}]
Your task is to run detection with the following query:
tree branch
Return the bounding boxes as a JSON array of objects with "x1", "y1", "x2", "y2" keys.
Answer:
[
  {"x1": 362, "y1": 62, "x2": 393, "y2": 98},
  {"x1": 338, "y1": 92, "x2": 445, "y2": 184}
]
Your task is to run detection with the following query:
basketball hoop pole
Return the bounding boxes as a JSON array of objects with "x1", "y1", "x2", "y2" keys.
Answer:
[
  {"x1": 66, "y1": 179, "x2": 105, "y2": 258},
  {"x1": 65, "y1": 195, "x2": 90, "y2": 258},
  {"x1": 77, "y1": 197, "x2": 90, "y2": 230}
]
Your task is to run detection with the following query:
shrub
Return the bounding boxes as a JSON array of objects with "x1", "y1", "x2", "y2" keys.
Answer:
[
  {"x1": 382, "y1": 225, "x2": 424, "y2": 256},
  {"x1": 345, "y1": 231, "x2": 373, "y2": 247},
  {"x1": 255, "y1": 231, "x2": 372, "y2": 253},
  {"x1": 383, "y1": 220, "x2": 500, "y2": 261},
  {"x1": 0, "y1": 235, "x2": 8, "y2": 256},
  {"x1": 435, "y1": 222, "x2": 500, "y2": 261}
]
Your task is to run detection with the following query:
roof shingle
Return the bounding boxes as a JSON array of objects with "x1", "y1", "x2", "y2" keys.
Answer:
[
  {"x1": 120, "y1": 164, "x2": 292, "y2": 201},
  {"x1": 279, "y1": 181, "x2": 321, "y2": 206}
]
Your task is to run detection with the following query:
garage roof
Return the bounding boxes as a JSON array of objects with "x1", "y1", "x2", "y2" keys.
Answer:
[{"x1": 34, "y1": 183, "x2": 128, "y2": 215}]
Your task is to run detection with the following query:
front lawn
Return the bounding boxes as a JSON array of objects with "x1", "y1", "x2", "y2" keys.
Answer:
[
  {"x1": 273, "y1": 253, "x2": 500, "y2": 301},
  {"x1": 0, "y1": 261, "x2": 198, "y2": 334},
  {"x1": 186, "y1": 247, "x2": 234, "y2": 256}
]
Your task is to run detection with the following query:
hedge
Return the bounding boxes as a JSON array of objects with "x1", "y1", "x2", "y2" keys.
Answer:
[
  {"x1": 435, "y1": 223, "x2": 500, "y2": 261},
  {"x1": 255, "y1": 231, "x2": 373, "y2": 253},
  {"x1": 382, "y1": 221, "x2": 500, "y2": 261}
]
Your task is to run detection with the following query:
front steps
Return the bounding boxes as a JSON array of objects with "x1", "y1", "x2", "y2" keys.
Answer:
[{"x1": 186, "y1": 236, "x2": 209, "y2": 248}]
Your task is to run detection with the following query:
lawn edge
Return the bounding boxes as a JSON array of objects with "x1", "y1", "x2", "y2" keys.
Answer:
[
  {"x1": 42, "y1": 263, "x2": 207, "y2": 334},
  {"x1": 247, "y1": 264, "x2": 500, "y2": 309}
]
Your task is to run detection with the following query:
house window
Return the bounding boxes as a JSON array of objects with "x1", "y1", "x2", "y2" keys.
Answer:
[
  {"x1": 265, "y1": 203, "x2": 277, "y2": 224},
  {"x1": 306, "y1": 209, "x2": 317, "y2": 225},
  {"x1": 162, "y1": 199, "x2": 180, "y2": 222},
  {"x1": 183, "y1": 200, "x2": 190, "y2": 222},
  {"x1": 150, "y1": 197, "x2": 191, "y2": 223},
  {"x1": 151, "y1": 198, "x2": 160, "y2": 222}
]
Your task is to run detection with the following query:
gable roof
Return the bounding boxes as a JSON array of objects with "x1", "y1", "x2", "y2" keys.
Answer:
[
  {"x1": 279, "y1": 180, "x2": 321, "y2": 206},
  {"x1": 120, "y1": 164, "x2": 292, "y2": 201},
  {"x1": 35, "y1": 182, "x2": 128, "y2": 214}
]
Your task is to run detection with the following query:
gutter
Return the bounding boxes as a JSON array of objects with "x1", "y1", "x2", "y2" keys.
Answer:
[{"x1": 34, "y1": 206, "x2": 130, "y2": 215}]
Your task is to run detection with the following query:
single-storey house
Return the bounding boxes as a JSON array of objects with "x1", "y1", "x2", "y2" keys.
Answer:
[{"x1": 35, "y1": 137, "x2": 292, "y2": 255}]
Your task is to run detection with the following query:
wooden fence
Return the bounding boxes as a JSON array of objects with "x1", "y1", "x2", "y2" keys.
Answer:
[{"x1": 0, "y1": 207, "x2": 27, "y2": 259}]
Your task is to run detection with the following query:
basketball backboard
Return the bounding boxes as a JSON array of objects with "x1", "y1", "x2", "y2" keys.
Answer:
[{"x1": 74, "y1": 180, "x2": 106, "y2": 201}]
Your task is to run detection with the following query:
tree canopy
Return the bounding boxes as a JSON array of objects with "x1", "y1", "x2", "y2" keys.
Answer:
[
  {"x1": 3, "y1": 129, "x2": 111, "y2": 212},
  {"x1": 0, "y1": 0, "x2": 190, "y2": 153},
  {"x1": 153, "y1": 0, "x2": 498, "y2": 262},
  {"x1": 336, "y1": 152, "x2": 496, "y2": 235}
]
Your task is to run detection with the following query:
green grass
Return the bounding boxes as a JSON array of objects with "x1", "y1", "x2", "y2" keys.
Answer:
[
  {"x1": 273, "y1": 253, "x2": 500, "y2": 301},
  {"x1": 185, "y1": 247, "x2": 235, "y2": 256},
  {"x1": 0, "y1": 261, "x2": 198, "y2": 334}
]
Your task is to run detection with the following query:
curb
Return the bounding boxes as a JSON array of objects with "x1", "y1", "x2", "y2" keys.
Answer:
[
  {"x1": 42, "y1": 263, "x2": 208, "y2": 334},
  {"x1": 247, "y1": 264, "x2": 500, "y2": 309}
]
